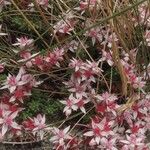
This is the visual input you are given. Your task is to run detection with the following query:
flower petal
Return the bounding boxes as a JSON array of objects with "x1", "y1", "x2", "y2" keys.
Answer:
[{"x1": 84, "y1": 131, "x2": 94, "y2": 137}]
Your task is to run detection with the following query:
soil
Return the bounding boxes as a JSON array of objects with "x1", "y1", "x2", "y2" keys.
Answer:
[{"x1": 0, "y1": 140, "x2": 51, "y2": 150}]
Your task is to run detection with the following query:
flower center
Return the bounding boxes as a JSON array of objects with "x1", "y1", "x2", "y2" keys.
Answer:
[
  {"x1": 8, "y1": 76, "x2": 17, "y2": 86},
  {"x1": 4, "y1": 117, "x2": 12, "y2": 126}
]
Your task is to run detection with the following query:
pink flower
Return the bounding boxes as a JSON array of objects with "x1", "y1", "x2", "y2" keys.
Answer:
[
  {"x1": 69, "y1": 58, "x2": 84, "y2": 72},
  {"x1": 21, "y1": 74, "x2": 42, "y2": 88},
  {"x1": 99, "y1": 50, "x2": 114, "y2": 66},
  {"x1": 13, "y1": 37, "x2": 33, "y2": 49},
  {"x1": 132, "y1": 77, "x2": 146, "y2": 89},
  {"x1": 102, "y1": 32, "x2": 118, "y2": 48},
  {"x1": 0, "y1": 67, "x2": 27, "y2": 93},
  {"x1": 53, "y1": 13, "x2": 75, "y2": 35},
  {"x1": 81, "y1": 60, "x2": 102, "y2": 82},
  {"x1": 9, "y1": 87, "x2": 30, "y2": 103},
  {"x1": 61, "y1": 94, "x2": 78, "y2": 116},
  {"x1": 0, "y1": 110, "x2": 20, "y2": 136},
  {"x1": 32, "y1": 114, "x2": 46, "y2": 140},
  {"x1": 50, "y1": 126, "x2": 72, "y2": 148},
  {"x1": 22, "y1": 119, "x2": 35, "y2": 130},
  {"x1": 126, "y1": 122, "x2": 145, "y2": 135},
  {"x1": 82, "y1": 69, "x2": 95, "y2": 82},
  {"x1": 0, "y1": 67, "x2": 41, "y2": 102},
  {"x1": 75, "y1": 95, "x2": 89, "y2": 113},
  {"x1": 79, "y1": 1, "x2": 89, "y2": 10},
  {"x1": 96, "y1": 92, "x2": 118, "y2": 115},
  {"x1": 120, "y1": 134, "x2": 145, "y2": 149},
  {"x1": 99, "y1": 137, "x2": 117, "y2": 150},
  {"x1": 32, "y1": 55, "x2": 44, "y2": 70},
  {"x1": 33, "y1": 114, "x2": 46, "y2": 129},
  {"x1": 45, "y1": 48, "x2": 64, "y2": 67},
  {"x1": 66, "y1": 40, "x2": 79, "y2": 52},
  {"x1": 75, "y1": 0, "x2": 98, "y2": 13},
  {"x1": 97, "y1": 92, "x2": 117, "y2": 103},
  {"x1": 23, "y1": 114, "x2": 47, "y2": 140},
  {"x1": 18, "y1": 51, "x2": 39, "y2": 68},
  {"x1": 85, "y1": 27, "x2": 103, "y2": 45},
  {"x1": 61, "y1": 94, "x2": 89, "y2": 116},
  {"x1": 36, "y1": 0, "x2": 49, "y2": 8},
  {"x1": 84, "y1": 117, "x2": 114, "y2": 146},
  {"x1": 68, "y1": 82, "x2": 87, "y2": 98}
]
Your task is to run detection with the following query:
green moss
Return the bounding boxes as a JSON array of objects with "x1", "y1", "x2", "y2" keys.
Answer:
[
  {"x1": 20, "y1": 90, "x2": 64, "y2": 122},
  {"x1": 0, "y1": 74, "x2": 7, "y2": 81}
]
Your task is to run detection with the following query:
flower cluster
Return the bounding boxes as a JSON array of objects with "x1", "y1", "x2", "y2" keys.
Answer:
[
  {"x1": 53, "y1": 12, "x2": 76, "y2": 35},
  {"x1": 121, "y1": 51, "x2": 146, "y2": 89},
  {"x1": 12, "y1": 36, "x2": 64, "y2": 70},
  {"x1": 138, "y1": 2, "x2": 150, "y2": 26},
  {"x1": 23, "y1": 114, "x2": 47, "y2": 140},
  {"x1": 61, "y1": 59, "x2": 101, "y2": 116},
  {"x1": 28, "y1": 0, "x2": 50, "y2": 10}
]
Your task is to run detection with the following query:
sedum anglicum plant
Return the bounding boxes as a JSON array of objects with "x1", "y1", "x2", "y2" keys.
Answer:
[{"x1": 0, "y1": 0, "x2": 150, "y2": 149}]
